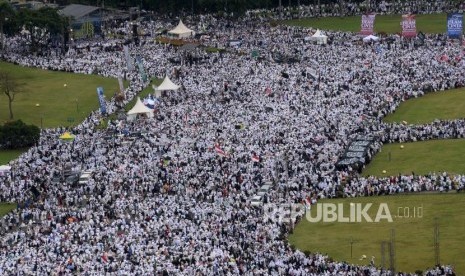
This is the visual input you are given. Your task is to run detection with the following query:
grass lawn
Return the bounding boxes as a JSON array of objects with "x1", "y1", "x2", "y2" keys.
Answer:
[
  {"x1": 0, "y1": 203, "x2": 16, "y2": 217},
  {"x1": 285, "y1": 13, "x2": 446, "y2": 34},
  {"x1": 362, "y1": 139, "x2": 465, "y2": 177},
  {"x1": 383, "y1": 89, "x2": 465, "y2": 124},
  {"x1": 0, "y1": 62, "x2": 127, "y2": 128},
  {"x1": 289, "y1": 193, "x2": 465, "y2": 274},
  {"x1": 0, "y1": 148, "x2": 28, "y2": 165}
]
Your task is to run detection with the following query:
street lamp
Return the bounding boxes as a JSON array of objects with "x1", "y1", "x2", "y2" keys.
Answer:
[{"x1": 75, "y1": 98, "x2": 79, "y2": 113}]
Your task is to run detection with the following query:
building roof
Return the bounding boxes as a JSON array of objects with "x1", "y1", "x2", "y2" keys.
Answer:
[{"x1": 59, "y1": 4, "x2": 100, "y2": 19}]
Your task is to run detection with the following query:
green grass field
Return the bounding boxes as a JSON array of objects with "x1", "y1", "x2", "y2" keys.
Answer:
[
  {"x1": 289, "y1": 193, "x2": 465, "y2": 274},
  {"x1": 0, "y1": 62, "x2": 125, "y2": 128},
  {"x1": 0, "y1": 148, "x2": 28, "y2": 165},
  {"x1": 285, "y1": 13, "x2": 446, "y2": 34},
  {"x1": 362, "y1": 139, "x2": 465, "y2": 177},
  {"x1": 0, "y1": 203, "x2": 16, "y2": 217},
  {"x1": 384, "y1": 88, "x2": 465, "y2": 124}
]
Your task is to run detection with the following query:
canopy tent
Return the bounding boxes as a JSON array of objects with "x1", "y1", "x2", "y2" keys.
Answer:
[
  {"x1": 154, "y1": 76, "x2": 180, "y2": 97},
  {"x1": 59, "y1": 132, "x2": 75, "y2": 141},
  {"x1": 309, "y1": 30, "x2": 328, "y2": 45},
  {"x1": 127, "y1": 97, "x2": 154, "y2": 121},
  {"x1": 0, "y1": 165, "x2": 11, "y2": 176},
  {"x1": 168, "y1": 20, "x2": 195, "y2": 38},
  {"x1": 363, "y1": 35, "x2": 380, "y2": 42}
]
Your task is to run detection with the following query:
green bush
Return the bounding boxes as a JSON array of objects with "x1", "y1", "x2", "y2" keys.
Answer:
[{"x1": 0, "y1": 120, "x2": 40, "y2": 149}]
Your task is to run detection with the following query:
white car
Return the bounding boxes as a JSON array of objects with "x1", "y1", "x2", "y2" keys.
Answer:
[{"x1": 250, "y1": 195, "x2": 263, "y2": 207}]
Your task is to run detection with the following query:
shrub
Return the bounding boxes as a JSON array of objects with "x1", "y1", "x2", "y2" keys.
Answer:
[{"x1": 0, "y1": 120, "x2": 40, "y2": 149}]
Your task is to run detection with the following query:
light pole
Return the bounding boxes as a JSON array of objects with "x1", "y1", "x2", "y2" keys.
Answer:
[{"x1": 75, "y1": 98, "x2": 79, "y2": 113}]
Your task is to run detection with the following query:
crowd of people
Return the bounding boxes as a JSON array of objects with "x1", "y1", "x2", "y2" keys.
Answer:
[{"x1": 0, "y1": 2, "x2": 464, "y2": 275}]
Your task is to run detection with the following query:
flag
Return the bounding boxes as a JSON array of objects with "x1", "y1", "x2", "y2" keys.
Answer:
[
  {"x1": 118, "y1": 74, "x2": 124, "y2": 95},
  {"x1": 447, "y1": 13, "x2": 463, "y2": 39},
  {"x1": 96, "y1": 87, "x2": 107, "y2": 115},
  {"x1": 401, "y1": 14, "x2": 416, "y2": 38},
  {"x1": 215, "y1": 145, "x2": 228, "y2": 157},
  {"x1": 123, "y1": 45, "x2": 134, "y2": 71},
  {"x1": 251, "y1": 153, "x2": 260, "y2": 162},
  {"x1": 360, "y1": 13, "x2": 376, "y2": 35},
  {"x1": 302, "y1": 197, "x2": 311, "y2": 210},
  {"x1": 265, "y1": 87, "x2": 272, "y2": 95}
]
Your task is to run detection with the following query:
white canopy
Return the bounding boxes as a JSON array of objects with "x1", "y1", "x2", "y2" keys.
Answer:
[
  {"x1": 168, "y1": 20, "x2": 194, "y2": 38},
  {"x1": 156, "y1": 76, "x2": 180, "y2": 92},
  {"x1": 127, "y1": 97, "x2": 154, "y2": 121},
  {"x1": 363, "y1": 35, "x2": 380, "y2": 42},
  {"x1": 310, "y1": 30, "x2": 328, "y2": 45},
  {"x1": 0, "y1": 165, "x2": 11, "y2": 176}
]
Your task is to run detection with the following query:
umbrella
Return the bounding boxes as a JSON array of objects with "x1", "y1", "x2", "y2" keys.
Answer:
[{"x1": 59, "y1": 132, "x2": 75, "y2": 141}]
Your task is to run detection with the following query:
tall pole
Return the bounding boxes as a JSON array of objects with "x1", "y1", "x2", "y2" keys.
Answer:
[{"x1": 279, "y1": 0, "x2": 282, "y2": 20}]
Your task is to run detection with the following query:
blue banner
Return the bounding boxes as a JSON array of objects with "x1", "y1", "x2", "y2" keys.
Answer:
[
  {"x1": 447, "y1": 13, "x2": 463, "y2": 39},
  {"x1": 96, "y1": 87, "x2": 107, "y2": 115}
]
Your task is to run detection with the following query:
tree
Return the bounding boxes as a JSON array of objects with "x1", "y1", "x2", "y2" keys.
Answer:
[
  {"x1": 0, "y1": 1, "x2": 15, "y2": 52},
  {"x1": 0, "y1": 71, "x2": 21, "y2": 120},
  {"x1": 17, "y1": 7, "x2": 69, "y2": 53},
  {"x1": 0, "y1": 120, "x2": 40, "y2": 149}
]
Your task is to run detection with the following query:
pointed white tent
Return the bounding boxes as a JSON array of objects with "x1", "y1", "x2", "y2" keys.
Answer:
[
  {"x1": 157, "y1": 76, "x2": 180, "y2": 91},
  {"x1": 168, "y1": 20, "x2": 195, "y2": 38},
  {"x1": 154, "y1": 76, "x2": 180, "y2": 97},
  {"x1": 127, "y1": 97, "x2": 154, "y2": 121},
  {"x1": 310, "y1": 29, "x2": 328, "y2": 45}
]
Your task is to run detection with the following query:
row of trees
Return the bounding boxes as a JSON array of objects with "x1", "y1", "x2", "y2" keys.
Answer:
[
  {"x1": 0, "y1": 1, "x2": 70, "y2": 53},
  {"x1": 61, "y1": 0, "x2": 365, "y2": 15}
]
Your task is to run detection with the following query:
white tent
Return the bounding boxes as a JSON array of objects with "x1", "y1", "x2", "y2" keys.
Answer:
[
  {"x1": 0, "y1": 165, "x2": 11, "y2": 176},
  {"x1": 168, "y1": 20, "x2": 195, "y2": 38},
  {"x1": 363, "y1": 35, "x2": 380, "y2": 43},
  {"x1": 154, "y1": 76, "x2": 180, "y2": 97},
  {"x1": 310, "y1": 30, "x2": 328, "y2": 45},
  {"x1": 127, "y1": 97, "x2": 154, "y2": 121}
]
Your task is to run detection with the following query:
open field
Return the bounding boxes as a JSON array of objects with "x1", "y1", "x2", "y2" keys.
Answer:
[
  {"x1": 362, "y1": 139, "x2": 465, "y2": 177},
  {"x1": 285, "y1": 13, "x2": 446, "y2": 34},
  {"x1": 0, "y1": 148, "x2": 28, "y2": 165},
  {"x1": 289, "y1": 193, "x2": 465, "y2": 274},
  {"x1": 0, "y1": 62, "x2": 125, "y2": 128},
  {"x1": 0, "y1": 203, "x2": 16, "y2": 217},
  {"x1": 383, "y1": 89, "x2": 465, "y2": 124}
]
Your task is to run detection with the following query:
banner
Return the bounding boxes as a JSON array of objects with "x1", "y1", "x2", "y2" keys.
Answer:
[
  {"x1": 360, "y1": 13, "x2": 376, "y2": 35},
  {"x1": 123, "y1": 45, "x2": 134, "y2": 71},
  {"x1": 96, "y1": 87, "x2": 107, "y2": 115},
  {"x1": 447, "y1": 13, "x2": 463, "y2": 39},
  {"x1": 401, "y1": 14, "x2": 416, "y2": 38},
  {"x1": 117, "y1": 75, "x2": 124, "y2": 95},
  {"x1": 135, "y1": 55, "x2": 148, "y2": 82}
]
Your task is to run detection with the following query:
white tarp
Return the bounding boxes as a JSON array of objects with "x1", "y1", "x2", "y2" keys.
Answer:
[{"x1": 363, "y1": 35, "x2": 380, "y2": 42}]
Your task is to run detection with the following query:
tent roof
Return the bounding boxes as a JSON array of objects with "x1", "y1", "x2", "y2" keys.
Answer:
[
  {"x1": 0, "y1": 165, "x2": 11, "y2": 171},
  {"x1": 168, "y1": 20, "x2": 193, "y2": 35},
  {"x1": 156, "y1": 76, "x2": 180, "y2": 91},
  {"x1": 363, "y1": 35, "x2": 380, "y2": 42},
  {"x1": 312, "y1": 29, "x2": 327, "y2": 38},
  {"x1": 59, "y1": 132, "x2": 75, "y2": 140},
  {"x1": 127, "y1": 97, "x2": 153, "y2": 115},
  {"x1": 59, "y1": 4, "x2": 100, "y2": 19}
]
